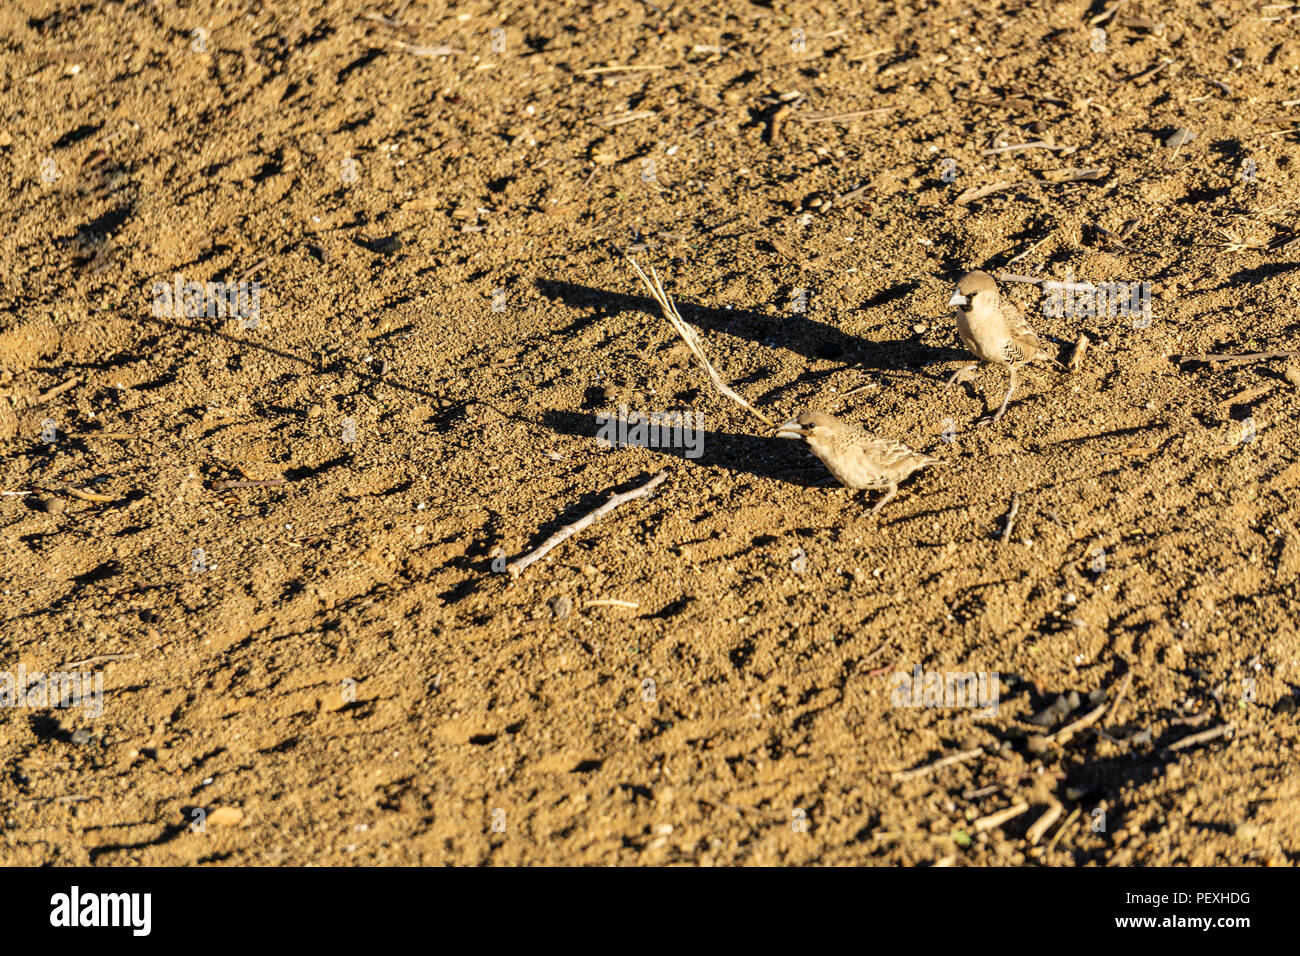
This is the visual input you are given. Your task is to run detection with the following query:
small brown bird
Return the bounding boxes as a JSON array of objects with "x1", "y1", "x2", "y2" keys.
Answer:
[
  {"x1": 947, "y1": 270, "x2": 1059, "y2": 423},
  {"x1": 777, "y1": 411, "x2": 946, "y2": 514}
]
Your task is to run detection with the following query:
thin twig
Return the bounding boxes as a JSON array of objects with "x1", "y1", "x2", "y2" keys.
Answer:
[
  {"x1": 1127, "y1": 58, "x2": 1174, "y2": 85},
  {"x1": 1046, "y1": 701, "x2": 1108, "y2": 745},
  {"x1": 62, "y1": 487, "x2": 117, "y2": 503},
  {"x1": 796, "y1": 106, "x2": 899, "y2": 123},
  {"x1": 1000, "y1": 493, "x2": 1021, "y2": 544},
  {"x1": 1026, "y1": 801, "x2": 1064, "y2": 845},
  {"x1": 237, "y1": 257, "x2": 269, "y2": 281},
  {"x1": 890, "y1": 746, "x2": 983, "y2": 782},
  {"x1": 58, "y1": 652, "x2": 139, "y2": 668},
  {"x1": 579, "y1": 64, "x2": 670, "y2": 75},
  {"x1": 37, "y1": 376, "x2": 81, "y2": 403},
  {"x1": 981, "y1": 140, "x2": 1070, "y2": 155},
  {"x1": 1166, "y1": 721, "x2": 1236, "y2": 752},
  {"x1": 392, "y1": 40, "x2": 460, "y2": 56},
  {"x1": 506, "y1": 472, "x2": 669, "y2": 578},
  {"x1": 1107, "y1": 670, "x2": 1134, "y2": 726},
  {"x1": 972, "y1": 801, "x2": 1029, "y2": 833},
  {"x1": 1044, "y1": 806, "x2": 1081, "y2": 855},
  {"x1": 1006, "y1": 230, "x2": 1057, "y2": 265},
  {"x1": 592, "y1": 111, "x2": 656, "y2": 128}
]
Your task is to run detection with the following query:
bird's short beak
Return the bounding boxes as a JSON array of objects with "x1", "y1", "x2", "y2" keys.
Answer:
[
  {"x1": 948, "y1": 291, "x2": 968, "y2": 308},
  {"x1": 775, "y1": 419, "x2": 809, "y2": 439}
]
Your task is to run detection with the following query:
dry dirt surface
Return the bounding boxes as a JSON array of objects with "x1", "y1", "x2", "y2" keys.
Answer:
[{"x1": 1, "y1": 0, "x2": 1298, "y2": 867}]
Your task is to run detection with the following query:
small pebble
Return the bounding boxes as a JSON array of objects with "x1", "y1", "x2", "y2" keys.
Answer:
[
  {"x1": 550, "y1": 595, "x2": 572, "y2": 620},
  {"x1": 70, "y1": 729, "x2": 92, "y2": 746},
  {"x1": 1234, "y1": 823, "x2": 1260, "y2": 842},
  {"x1": 36, "y1": 496, "x2": 65, "y2": 515},
  {"x1": 1164, "y1": 128, "x2": 1195, "y2": 148}
]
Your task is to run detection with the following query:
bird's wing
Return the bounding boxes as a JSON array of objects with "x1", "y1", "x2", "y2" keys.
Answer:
[
  {"x1": 862, "y1": 434, "x2": 937, "y2": 479},
  {"x1": 1000, "y1": 299, "x2": 1050, "y2": 364}
]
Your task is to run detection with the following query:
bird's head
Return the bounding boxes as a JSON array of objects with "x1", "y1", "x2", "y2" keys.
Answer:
[
  {"x1": 948, "y1": 270, "x2": 999, "y2": 311},
  {"x1": 776, "y1": 410, "x2": 838, "y2": 445}
]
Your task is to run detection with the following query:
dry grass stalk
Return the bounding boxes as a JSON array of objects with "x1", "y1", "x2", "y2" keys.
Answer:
[
  {"x1": 627, "y1": 258, "x2": 776, "y2": 429},
  {"x1": 1217, "y1": 228, "x2": 1268, "y2": 253}
]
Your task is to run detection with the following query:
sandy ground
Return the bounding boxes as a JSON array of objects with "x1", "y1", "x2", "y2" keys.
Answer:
[{"x1": 1, "y1": 0, "x2": 1298, "y2": 865}]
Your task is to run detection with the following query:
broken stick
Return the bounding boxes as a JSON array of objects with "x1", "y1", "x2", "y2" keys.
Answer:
[{"x1": 506, "y1": 471, "x2": 668, "y2": 578}]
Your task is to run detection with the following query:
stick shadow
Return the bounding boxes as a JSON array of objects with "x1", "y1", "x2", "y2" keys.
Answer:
[
  {"x1": 535, "y1": 278, "x2": 967, "y2": 377},
  {"x1": 539, "y1": 409, "x2": 824, "y2": 486}
]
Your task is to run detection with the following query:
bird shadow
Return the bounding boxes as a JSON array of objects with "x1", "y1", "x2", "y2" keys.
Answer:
[
  {"x1": 539, "y1": 409, "x2": 825, "y2": 486},
  {"x1": 535, "y1": 278, "x2": 967, "y2": 377}
]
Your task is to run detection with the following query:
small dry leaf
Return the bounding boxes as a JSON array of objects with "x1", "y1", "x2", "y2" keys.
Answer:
[
  {"x1": 207, "y1": 806, "x2": 244, "y2": 827},
  {"x1": 1068, "y1": 333, "x2": 1090, "y2": 373},
  {"x1": 65, "y1": 487, "x2": 116, "y2": 503},
  {"x1": 954, "y1": 180, "x2": 1020, "y2": 205}
]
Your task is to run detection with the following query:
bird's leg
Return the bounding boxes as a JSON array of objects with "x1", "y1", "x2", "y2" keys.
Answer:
[
  {"x1": 946, "y1": 363, "x2": 979, "y2": 387},
  {"x1": 993, "y1": 366, "x2": 1013, "y2": 421},
  {"x1": 869, "y1": 484, "x2": 898, "y2": 516},
  {"x1": 977, "y1": 366, "x2": 1019, "y2": 426}
]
